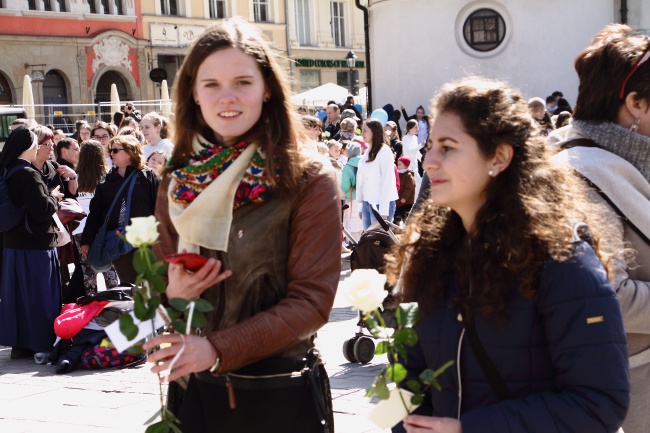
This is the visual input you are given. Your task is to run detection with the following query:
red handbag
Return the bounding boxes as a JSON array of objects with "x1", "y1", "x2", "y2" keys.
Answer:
[{"x1": 54, "y1": 301, "x2": 110, "y2": 339}]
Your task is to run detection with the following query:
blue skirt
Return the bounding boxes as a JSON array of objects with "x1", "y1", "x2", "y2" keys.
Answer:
[{"x1": 0, "y1": 248, "x2": 61, "y2": 352}]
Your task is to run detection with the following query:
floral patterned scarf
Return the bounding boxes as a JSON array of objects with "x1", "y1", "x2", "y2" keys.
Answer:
[{"x1": 170, "y1": 139, "x2": 280, "y2": 210}]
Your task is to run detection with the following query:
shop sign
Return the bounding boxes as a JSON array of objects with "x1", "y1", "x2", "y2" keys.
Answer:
[{"x1": 295, "y1": 59, "x2": 365, "y2": 68}]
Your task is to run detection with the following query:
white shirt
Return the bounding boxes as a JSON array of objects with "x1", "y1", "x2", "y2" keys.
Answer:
[
  {"x1": 143, "y1": 138, "x2": 174, "y2": 160},
  {"x1": 73, "y1": 187, "x2": 95, "y2": 235},
  {"x1": 356, "y1": 144, "x2": 399, "y2": 216},
  {"x1": 402, "y1": 134, "x2": 421, "y2": 171},
  {"x1": 417, "y1": 118, "x2": 429, "y2": 146}
]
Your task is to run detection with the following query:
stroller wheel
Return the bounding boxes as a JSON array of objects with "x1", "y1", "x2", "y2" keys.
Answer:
[
  {"x1": 353, "y1": 336, "x2": 375, "y2": 364},
  {"x1": 343, "y1": 338, "x2": 358, "y2": 363}
]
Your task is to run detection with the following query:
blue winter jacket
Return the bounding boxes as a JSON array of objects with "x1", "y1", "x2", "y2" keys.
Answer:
[{"x1": 393, "y1": 241, "x2": 629, "y2": 433}]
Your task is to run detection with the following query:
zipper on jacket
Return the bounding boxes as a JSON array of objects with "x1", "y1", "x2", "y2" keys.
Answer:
[
  {"x1": 225, "y1": 373, "x2": 237, "y2": 409},
  {"x1": 456, "y1": 327, "x2": 465, "y2": 419},
  {"x1": 456, "y1": 237, "x2": 473, "y2": 419}
]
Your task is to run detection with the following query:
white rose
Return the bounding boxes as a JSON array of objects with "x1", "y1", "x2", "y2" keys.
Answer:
[
  {"x1": 125, "y1": 216, "x2": 159, "y2": 247},
  {"x1": 344, "y1": 269, "x2": 388, "y2": 313}
]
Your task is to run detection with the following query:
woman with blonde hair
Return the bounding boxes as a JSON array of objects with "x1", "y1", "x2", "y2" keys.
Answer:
[
  {"x1": 141, "y1": 111, "x2": 174, "y2": 159},
  {"x1": 389, "y1": 78, "x2": 628, "y2": 433}
]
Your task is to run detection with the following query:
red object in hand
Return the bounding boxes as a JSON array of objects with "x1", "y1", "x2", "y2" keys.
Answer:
[{"x1": 164, "y1": 253, "x2": 209, "y2": 272}]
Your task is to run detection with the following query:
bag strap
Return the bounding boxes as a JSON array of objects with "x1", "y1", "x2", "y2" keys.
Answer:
[
  {"x1": 121, "y1": 171, "x2": 138, "y2": 227},
  {"x1": 103, "y1": 171, "x2": 137, "y2": 223},
  {"x1": 561, "y1": 138, "x2": 650, "y2": 247},
  {"x1": 461, "y1": 314, "x2": 512, "y2": 400},
  {"x1": 560, "y1": 137, "x2": 599, "y2": 150}
]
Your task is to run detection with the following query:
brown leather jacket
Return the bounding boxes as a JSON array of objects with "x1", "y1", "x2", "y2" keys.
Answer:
[{"x1": 154, "y1": 162, "x2": 341, "y2": 373}]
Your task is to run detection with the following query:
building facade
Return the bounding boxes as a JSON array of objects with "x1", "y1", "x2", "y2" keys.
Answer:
[
  {"x1": 0, "y1": 0, "x2": 368, "y2": 123},
  {"x1": 367, "y1": 0, "x2": 650, "y2": 118}
]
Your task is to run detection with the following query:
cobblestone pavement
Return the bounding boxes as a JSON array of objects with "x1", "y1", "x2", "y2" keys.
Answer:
[{"x1": 0, "y1": 255, "x2": 391, "y2": 433}]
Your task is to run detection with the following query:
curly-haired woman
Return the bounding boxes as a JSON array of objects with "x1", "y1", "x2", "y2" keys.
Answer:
[{"x1": 388, "y1": 78, "x2": 629, "y2": 433}]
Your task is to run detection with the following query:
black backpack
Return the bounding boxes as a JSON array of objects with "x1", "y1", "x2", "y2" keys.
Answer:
[{"x1": 0, "y1": 166, "x2": 26, "y2": 232}]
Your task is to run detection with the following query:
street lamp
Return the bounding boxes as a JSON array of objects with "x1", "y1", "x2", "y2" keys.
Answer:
[{"x1": 345, "y1": 50, "x2": 358, "y2": 96}]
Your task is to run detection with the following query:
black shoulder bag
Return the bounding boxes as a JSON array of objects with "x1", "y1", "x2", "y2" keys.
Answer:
[{"x1": 87, "y1": 171, "x2": 138, "y2": 272}]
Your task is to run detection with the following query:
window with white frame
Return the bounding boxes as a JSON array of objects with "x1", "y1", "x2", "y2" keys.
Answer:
[
  {"x1": 115, "y1": 0, "x2": 123, "y2": 15},
  {"x1": 253, "y1": 0, "x2": 270, "y2": 23},
  {"x1": 295, "y1": 0, "x2": 311, "y2": 46},
  {"x1": 209, "y1": 0, "x2": 226, "y2": 19},
  {"x1": 330, "y1": 2, "x2": 346, "y2": 48},
  {"x1": 161, "y1": 0, "x2": 178, "y2": 16}
]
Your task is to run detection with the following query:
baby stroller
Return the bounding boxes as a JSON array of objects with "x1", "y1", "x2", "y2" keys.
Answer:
[{"x1": 342, "y1": 205, "x2": 399, "y2": 364}]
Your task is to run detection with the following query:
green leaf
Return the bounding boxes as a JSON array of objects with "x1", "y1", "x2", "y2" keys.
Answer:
[
  {"x1": 133, "y1": 291, "x2": 148, "y2": 321},
  {"x1": 145, "y1": 420, "x2": 170, "y2": 433},
  {"x1": 364, "y1": 315, "x2": 377, "y2": 331},
  {"x1": 127, "y1": 345, "x2": 146, "y2": 355},
  {"x1": 394, "y1": 328, "x2": 418, "y2": 346},
  {"x1": 133, "y1": 249, "x2": 147, "y2": 274},
  {"x1": 192, "y1": 298, "x2": 214, "y2": 313},
  {"x1": 387, "y1": 363, "x2": 407, "y2": 384},
  {"x1": 405, "y1": 380, "x2": 421, "y2": 394},
  {"x1": 168, "y1": 422, "x2": 183, "y2": 433},
  {"x1": 164, "y1": 409, "x2": 180, "y2": 424},
  {"x1": 419, "y1": 369, "x2": 435, "y2": 385},
  {"x1": 374, "y1": 375, "x2": 390, "y2": 399},
  {"x1": 411, "y1": 394, "x2": 424, "y2": 405},
  {"x1": 375, "y1": 341, "x2": 390, "y2": 355},
  {"x1": 394, "y1": 344, "x2": 407, "y2": 361},
  {"x1": 152, "y1": 261, "x2": 167, "y2": 276},
  {"x1": 190, "y1": 311, "x2": 207, "y2": 328},
  {"x1": 396, "y1": 302, "x2": 419, "y2": 328},
  {"x1": 431, "y1": 380, "x2": 442, "y2": 392},
  {"x1": 143, "y1": 408, "x2": 162, "y2": 425},
  {"x1": 171, "y1": 319, "x2": 186, "y2": 332},
  {"x1": 150, "y1": 274, "x2": 166, "y2": 293},
  {"x1": 119, "y1": 314, "x2": 139, "y2": 341},
  {"x1": 169, "y1": 298, "x2": 190, "y2": 311},
  {"x1": 166, "y1": 307, "x2": 182, "y2": 320}
]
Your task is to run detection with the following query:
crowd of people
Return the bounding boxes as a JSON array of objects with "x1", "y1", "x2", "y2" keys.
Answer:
[
  {"x1": 0, "y1": 18, "x2": 648, "y2": 433},
  {"x1": 0, "y1": 102, "x2": 171, "y2": 359}
]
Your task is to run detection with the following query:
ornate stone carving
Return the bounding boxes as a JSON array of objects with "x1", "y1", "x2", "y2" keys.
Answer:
[{"x1": 91, "y1": 37, "x2": 133, "y2": 73}]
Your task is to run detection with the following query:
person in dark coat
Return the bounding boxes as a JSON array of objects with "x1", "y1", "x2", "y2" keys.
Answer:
[
  {"x1": 0, "y1": 127, "x2": 62, "y2": 359},
  {"x1": 388, "y1": 78, "x2": 629, "y2": 433},
  {"x1": 80, "y1": 135, "x2": 159, "y2": 284}
]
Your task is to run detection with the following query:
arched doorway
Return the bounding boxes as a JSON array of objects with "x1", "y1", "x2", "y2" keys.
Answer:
[
  {"x1": 96, "y1": 70, "x2": 129, "y2": 122},
  {"x1": 43, "y1": 70, "x2": 71, "y2": 130},
  {"x1": 0, "y1": 73, "x2": 13, "y2": 105}
]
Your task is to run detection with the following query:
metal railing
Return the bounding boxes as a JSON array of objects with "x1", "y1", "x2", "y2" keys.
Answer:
[{"x1": 1, "y1": 99, "x2": 174, "y2": 131}]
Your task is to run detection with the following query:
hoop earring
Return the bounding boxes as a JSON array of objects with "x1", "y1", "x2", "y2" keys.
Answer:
[
  {"x1": 631, "y1": 117, "x2": 640, "y2": 133},
  {"x1": 488, "y1": 169, "x2": 495, "y2": 177}
]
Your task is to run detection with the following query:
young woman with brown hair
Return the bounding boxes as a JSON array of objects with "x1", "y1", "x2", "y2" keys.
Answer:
[
  {"x1": 388, "y1": 78, "x2": 629, "y2": 433},
  {"x1": 142, "y1": 18, "x2": 341, "y2": 433}
]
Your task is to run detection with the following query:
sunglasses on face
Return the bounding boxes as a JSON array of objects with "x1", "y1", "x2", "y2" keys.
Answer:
[{"x1": 109, "y1": 148, "x2": 124, "y2": 154}]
